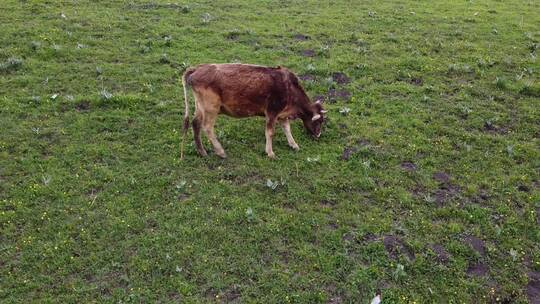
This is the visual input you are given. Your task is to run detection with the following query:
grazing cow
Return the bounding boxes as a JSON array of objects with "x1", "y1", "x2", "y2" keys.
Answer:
[{"x1": 180, "y1": 63, "x2": 326, "y2": 159}]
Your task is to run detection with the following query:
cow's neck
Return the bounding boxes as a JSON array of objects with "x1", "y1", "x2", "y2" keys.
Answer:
[{"x1": 297, "y1": 101, "x2": 314, "y2": 120}]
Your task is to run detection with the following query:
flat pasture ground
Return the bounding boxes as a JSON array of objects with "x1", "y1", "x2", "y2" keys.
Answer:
[{"x1": 1, "y1": 0, "x2": 539, "y2": 302}]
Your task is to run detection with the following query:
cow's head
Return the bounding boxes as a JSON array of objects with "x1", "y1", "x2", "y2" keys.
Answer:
[{"x1": 302, "y1": 100, "x2": 327, "y2": 138}]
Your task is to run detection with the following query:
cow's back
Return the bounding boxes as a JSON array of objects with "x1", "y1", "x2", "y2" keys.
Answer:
[{"x1": 188, "y1": 64, "x2": 287, "y2": 117}]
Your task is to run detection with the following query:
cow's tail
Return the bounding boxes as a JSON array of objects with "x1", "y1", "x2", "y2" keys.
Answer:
[{"x1": 180, "y1": 68, "x2": 195, "y2": 160}]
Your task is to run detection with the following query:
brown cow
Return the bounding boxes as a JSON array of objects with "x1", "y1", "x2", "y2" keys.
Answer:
[{"x1": 180, "y1": 63, "x2": 326, "y2": 159}]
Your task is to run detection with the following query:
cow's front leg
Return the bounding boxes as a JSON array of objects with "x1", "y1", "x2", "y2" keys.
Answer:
[
  {"x1": 265, "y1": 117, "x2": 276, "y2": 158},
  {"x1": 281, "y1": 119, "x2": 299, "y2": 151}
]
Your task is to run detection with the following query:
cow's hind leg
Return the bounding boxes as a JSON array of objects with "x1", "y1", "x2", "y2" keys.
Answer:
[
  {"x1": 196, "y1": 88, "x2": 226, "y2": 158},
  {"x1": 203, "y1": 113, "x2": 226, "y2": 158},
  {"x1": 192, "y1": 97, "x2": 207, "y2": 157}
]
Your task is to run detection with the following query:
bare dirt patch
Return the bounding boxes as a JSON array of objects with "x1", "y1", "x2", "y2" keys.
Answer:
[
  {"x1": 128, "y1": 3, "x2": 189, "y2": 11},
  {"x1": 467, "y1": 262, "x2": 488, "y2": 277},
  {"x1": 410, "y1": 183, "x2": 426, "y2": 198},
  {"x1": 331, "y1": 72, "x2": 350, "y2": 84},
  {"x1": 434, "y1": 185, "x2": 460, "y2": 205},
  {"x1": 205, "y1": 288, "x2": 218, "y2": 300},
  {"x1": 75, "y1": 100, "x2": 90, "y2": 112},
  {"x1": 527, "y1": 271, "x2": 540, "y2": 304},
  {"x1": 517, "y1": 184, "x2": 530, "y2": 192},
  {"x1": 86, "y1": 187, "x2": 103, "y2": 200},
  {"x1": 341, "y1": 139, "x2": 369, "y2": 161},
  {"x1": 410, "y1": 77, "x2": 423, "y2": 86},
  {"x1": 361, "y1": 232, "x2": 377, "y2": 243},
  {"x1": 177, "y1": 193, "x2": 190, "y2": 201},
  {"x1": 320, "y1": 199, "x2": 337, "y2": 207},
  {"x1": 342, "y1": 232, "x2": 355, "y2": 243},
  {"x1": 278, "y1": 250, "x2": 290, "y2": 264},
  {"x1": 225, "y1": 31, "x2": 240, "y2": 41},
  {"x1": 301, "y1": 49, "x2": 316, "y2": 57},
  {"x1": 432, "y1": 171, "x2": 461, "y2": 205},
  {"x1": 341, "y1": 148, "x2": 355, "y2": 161},
  {"x1": 221, "y1": 286, "x2": 241, "y2": 303},
  {"x1": 227, "y1": 171, "x2": 262, "y2": 187},
  {"x1": 383, "y1": 235, "x2": 415, "y2": 261},
  {"x1": 324, "y1": 283, "x2": 343, "y2": 304},
  {"x1": 328, "y1": 295, "x2": 343, "y2": 304},
  {"x1": 313, "y1": 94, "x2": 326, "y2": 102},
  {"x1": 464, "y1": 235, "x2": 486, "y2": 256},
  {"x1": 168, "y1": 292, "x2": 182, "y2": 301},
  {"x1": 472, "y1": 187, "x2": 490, "y2": 204},
  {"x1": 483, "y1": 121, "x2": 509, "y2": 134},
  {"x1": 327, "y1": 88, "x2": 351, "y2": 102},
  {"x1": 485, "y1": 283, "x2": 518, "y2": 304},
  {"x1": 293, "y1": 34, "x2": 310, "y2": 41},
  {"x1": 430, "y1": 244, "x2": 450, "y2": 264},
  {"x1": 400, "y1": 162, "x2": 417, "y2": 172},
  {"x1": 38, "y1": 130, "x2": 59, "y2": 145},
  {"x1": 433, "y1": 171, "x2": 451, "y2": 183},
  {"x1": 299, "y1": 74, "x2": 315, "y2": 82},
  {"x1": 327, "y1": 221, "x2": 339, "y2": 230}
]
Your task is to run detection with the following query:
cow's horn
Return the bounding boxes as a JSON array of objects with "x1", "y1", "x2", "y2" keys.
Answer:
[
  {"x1": 315, "y1": 99, "x2": 322, "y2": 104},
  {"x1": 320, "y1": 110, "x2": 328, "y2": 113},
  {"x1": 312, "y1": 114, "x2": 321, "y2": 121}
]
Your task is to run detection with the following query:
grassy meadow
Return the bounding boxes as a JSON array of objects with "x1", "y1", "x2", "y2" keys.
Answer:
[{"x1": 1, "y1": 0, "x2": 539, "y2": 302}]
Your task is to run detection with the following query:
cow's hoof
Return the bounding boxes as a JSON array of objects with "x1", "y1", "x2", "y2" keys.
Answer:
[
  {"x1": 216, "y1": 151, "x2": 227, "y2": 159},
  {"x1": 267, "y1": 152, "x2": 276, "y2": 159},
  {"x1": 197, "y1": 150, "x2": 208, "y2": 157},
  {"x1": 291, "y1": 144, "x2": 300, "y2": 151}
]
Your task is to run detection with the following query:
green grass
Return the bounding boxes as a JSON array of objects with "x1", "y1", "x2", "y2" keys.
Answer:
[{"x1": 1, "y1": 0, "x2": 539, "y2": 303}]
